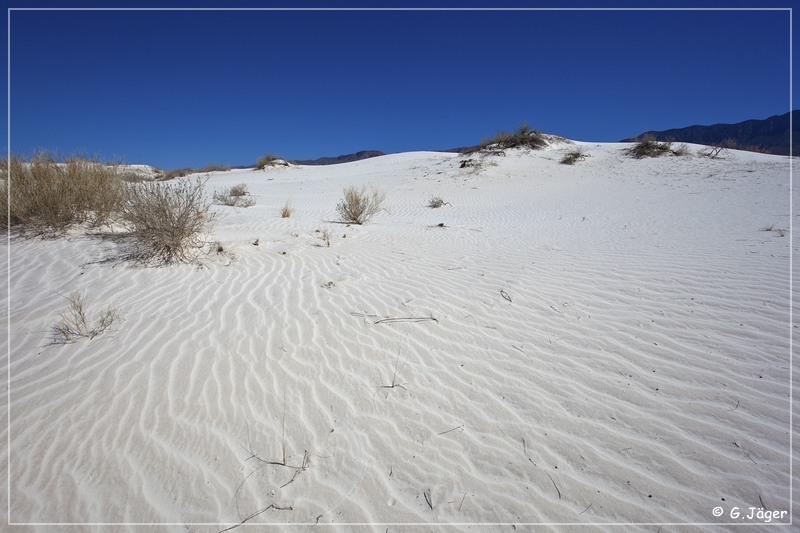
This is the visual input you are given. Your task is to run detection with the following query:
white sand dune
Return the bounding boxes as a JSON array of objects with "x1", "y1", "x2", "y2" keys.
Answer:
[{"x1": 2, "y1": 142, "x2": 796, "y2": 531}]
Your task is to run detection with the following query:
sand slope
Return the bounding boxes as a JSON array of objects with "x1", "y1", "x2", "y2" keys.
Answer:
[{"x1": 3, "y1": 143, "x2": 796, "y2": 531}]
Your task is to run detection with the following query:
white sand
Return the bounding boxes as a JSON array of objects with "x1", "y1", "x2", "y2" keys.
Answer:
[{"x1": 2, "y1": 142, "x2": 796, "y2": 531}]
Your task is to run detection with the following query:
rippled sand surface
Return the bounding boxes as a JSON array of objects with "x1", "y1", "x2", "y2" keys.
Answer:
[{"x1": 4, "y1": 143, "x2": 796, "y2": 531}]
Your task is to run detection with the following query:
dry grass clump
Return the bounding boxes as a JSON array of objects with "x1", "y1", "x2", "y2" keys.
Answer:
[
  {"x1": 280, "y1": 198, "x2": 294, "y2": 218},
  {"x1": 213, "y1": 183, "x2": 254, "y2": 207},
  {"x1": 336, "y1": 185, "x2": 385, "y2": 225},
  {"x1": 0, "y1": 151, "x2": 124, "y2": 234},
  {"x1": 467, "y1": 122, "x2": 548, "y2": 154},
  {"x1": 52, "y1": 290, "x2": 119, "y2": 344},
  {"x1": 121, "y1": 178, "x2": 215, "y2": 265},
  {"x1": 625, "y1": 135, "x2": 690, "y2": 158}
]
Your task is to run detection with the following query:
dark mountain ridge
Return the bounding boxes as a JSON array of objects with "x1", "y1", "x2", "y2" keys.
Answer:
[
  {"x1": 622, "y1": 111, "x2": 797, "y2": 155},
  {"x1": 291, "y1": 150, "x2": 385, "y2": 166}
]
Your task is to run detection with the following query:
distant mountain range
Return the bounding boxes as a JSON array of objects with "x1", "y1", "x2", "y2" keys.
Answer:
[
  {"x1": 291, "y1": 150, "x2": 385, "y2": 166},
  {"x1": 622, "y1": 111, "x2": 798, "y2": 155},
  {"x1": 253, "y1": 112, "x2": 795, "y2": 168}
]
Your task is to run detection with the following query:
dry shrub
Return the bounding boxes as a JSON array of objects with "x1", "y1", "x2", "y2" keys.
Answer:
[
  {"x1": 560, "y1": 149, "x2": 586, "y2": 165},
  {"x1": 121, "y1": 178, "x2": 215, "y2": 265},
  {"x1": 229, "y1": 183, "x2": 248, "y2": 197},
  {"x1": 336, "y1": 185, "x2": 385, "y2": 225},
  {"x1": 428, "y1": 196, "x2": 448, "y2": 208},
  {"x1": 625, "y1": 135, "x2": 688, "y2": 158},
  {"x1": 467, "y1": 122, "x2": 548, "y2": 155},
  {"x1": 1, "y1": 151, "x2": 124, "y2": 234},
  {"x1": 52, "y1": 290, "x2": 119, "y2": 343},
  {"x1": 213, "y1": 184, "x2": 254, "y2": 207},
  {"x1": 257, "y1": 153, "x2": 288, "y2": 169}
]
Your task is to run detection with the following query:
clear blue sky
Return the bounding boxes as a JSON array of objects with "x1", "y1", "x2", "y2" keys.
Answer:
[{"x1": 5, "y1": 1, "x2": 796, "y2": 169}]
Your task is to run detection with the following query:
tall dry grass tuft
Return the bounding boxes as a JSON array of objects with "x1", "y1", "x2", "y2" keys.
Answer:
[
  {"x1": 1, "y1": 151, "x2": 124, "y2": 234},
  {"x1": 280, "y1": 198, "x2": 294, "y2": 218},
  {"x1": 121, "y1": 178, "x2": 216, "y2": 265}
]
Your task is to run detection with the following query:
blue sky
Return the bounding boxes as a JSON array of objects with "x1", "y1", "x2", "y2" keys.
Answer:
[{"x1": 5, "y1": 1, "x2": 796, "y2": 169}]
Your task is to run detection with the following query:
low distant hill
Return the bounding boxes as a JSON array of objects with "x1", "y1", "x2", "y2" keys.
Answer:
[
  {"x1": 291, "y1": 150, "x2": 385, "y2": 166},
  {"x1": 622, "y1": 111, "x2": 798, "y2": 155}
]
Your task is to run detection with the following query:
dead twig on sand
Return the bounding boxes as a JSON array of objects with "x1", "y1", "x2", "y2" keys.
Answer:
[
  {"x1": 351, "y1": 312, "x2": 439, "y2": 325},
  {"x1": 545, "y1": 472, "x2": 562, "y2": 499},
  {"x1": 733, "y1": 441, "x2": 757, "y2": 464},
  {"x1": 424, "y1": 489, "x2": 433, "y2": 510},
  {"x1": 374, "y1": 316, "x2": 439, "y2": 325},
  {"x1": 218, "y1": 504, "x2": 293, "y2": 533},
  {"x1": 522, "y1": 437, "x2": 536, "y2": 466},
  {"x1": 278, "y1": 450, "x2": 310, "y2": 488}
]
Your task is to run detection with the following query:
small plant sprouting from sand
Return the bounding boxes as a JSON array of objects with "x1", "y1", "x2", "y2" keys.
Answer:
[
  {"x1": 319, "y1": 228, "x2": 333, "y2": 247},
  {"x1": 761, "y1": 224, "x2": 787, "y2": 237},
  {"x1": 336, "y1": 185, "x2": 386, "y2": 225},
  {"x1": 280, "y1": 198, "x2": 295, "y2": 218},
  {"x1": 381, "y1": 351, "x2": 407, "y2": 391},
  {"x1": 52, "y1": 291, "x2": 119, "y2": 344},
  {"x1": 209, "y1": 241, "x2": 236, "y2": 263}
]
